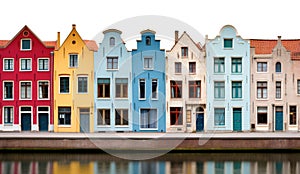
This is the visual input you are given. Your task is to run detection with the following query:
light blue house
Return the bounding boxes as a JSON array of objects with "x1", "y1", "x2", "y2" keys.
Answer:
[
  {"x1": 94, "y1": 29, "x2": 132, "y2": 132},
  {"x1": 132, "y1": 29, "x2": 166, "y2": 132},
  {"x1": 206, "y1": 25, "x2": 250, "y2": 131}
]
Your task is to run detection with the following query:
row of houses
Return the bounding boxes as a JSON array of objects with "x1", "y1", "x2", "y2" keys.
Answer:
[{"x1": 0, "y1": 24, "x2": 299, "y2": 133}]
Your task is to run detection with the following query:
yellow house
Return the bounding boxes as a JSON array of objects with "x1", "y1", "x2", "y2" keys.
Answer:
[
  {"x1": 54, "y1": 24, "x2": 97, "y2": 132},
  {"x1": 53, "y1": 161, "x2": 94, "y2": 174}
]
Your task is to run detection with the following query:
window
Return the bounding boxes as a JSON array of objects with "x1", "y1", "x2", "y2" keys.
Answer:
[
  {"x1": 78, "y1": 77, "x2": 88, "y2": 93},
  {"x1": 189, "y1": 62, "x2": 196, "y2": 74},
  {"x1": 214, "y1": 58, "x2": 225, "y2": 73},
  {"x1": 297, "y1": 80, "x2": 300, "y2": 94},
  {"x1": 275, "y1": 62, "x2": 281, "y2": 72},
  {"x1": 97, "y1": 78, "x2": 110, "y2": 98},
  {"x1": 189, "y1": 81, "x2": 201, "y2": 98},
  {"x1": 181, "y1": 47, "x2": 188, "y2": 57},
  {"x1": 224, "y1": 38, "x2": 233, "y2": 48},
  {"x1": 3, "y1": 82, "x2": 13, "y2": 99},
  {"x1": 276, "y1": 81, "x2": 281, "y2": 99},
  {"x1": 290, "y1": 106, "x2": 297, "y2": 125},
  {"x1": 3, "y1": 107, "x2": 13, "y2": 124},
  {"x1": 60, "y1": 77, "x2": 69, "y2": 93},
  {"x1": 214, "y1": 108, "x2": 225, "y2": 126},
  {"x1": 38, "y1": 58, "x2": 49, "y2": 71},
  {"x1": 3, "y1": 59, "x2": 13, "y2": 71},
  {"x1": 58, "y1": 107, "x2": 71, "y2": 125},
  {"x1": 20, "y1": 58, "x2": 31, "y2": 71},
  {"x1": 232, "y1": 58, "x2": 242, "y2": 73},
  {"x1": 186, "y1": 110, "x2": 191, "y2": 123},
  {"x1": 146, "y1": 36, "x2": 151, "y2": 45},
  {"x1": 215, "y1": 162, "x2": 225, "y2": 174},
  {"x1": 69, "y1": 54, "x2": 78, "y2": 67},
  {"x1": 20, "y1": 82, "x2": 31, "y2": 99},
  {"x1": 257, "y1": 107, "x2": 267, "y2": 124},
  {"x1": 97, "y1": 109, "x2": 110, "y2": 125},
  {"x1": 140, "y1": 109, "x2": 157, "y2": 129},
  {"x1": 21, "y1": 39, "x2": 31, "y2": 50},
  {"x1": 151, "y1": 79, "x2": 158, "y2": 99},
  {"x1": 170, "y1": 107, "x2": 183, "y2": 125},
  {"x1": 109, "y1": 37, "x2": 115, "y2": 46},
  {"x1": 144, "y1": 57, "x2": 153, "y2": 69},
  {"x1": 175, "y1": 62, "x2": 182, "y2": 74},
  {"x1": 257, "y1": 82, "x2": 267, "y2": 99},
  {"x1": 38, "y1": 81, "x2": 49, "y2": 99},
  {"x1": 107, "y1": 57, "x2": 118, "y2": 69},
  {"x1": 257, "y1": 62, "x2": 267, "y2": 72},
  {"x1": 115, "y1": 78, "x2": 128, "y2": 98},
  {"x1": 139, "y1": 79, "x2": 146, "y2": 99},
  {"x1": 232, "y1": 81, "x2": 242, "y2": 99},
  {"x1": 170, "y1": 81, "x2": 182, "y2": 98},
  {"x1": 115, "y1": 109, "x2": 128, "y2": 126},
  {"x1": 214, "y1": 81, "x2": 225, "y2": 99}
]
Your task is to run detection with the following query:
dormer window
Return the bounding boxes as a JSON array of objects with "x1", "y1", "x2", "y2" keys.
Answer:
[
  {"x1": 275, "y1": 62, "x2": 281, "y2": 73},
  {"x1": 109, "y1": 37, "x2": 115, "y2": 47},
  {"x1": 181, "y1": 47, "x2": 188, "y2": 57},
  {"x1": 146, "y1": 36, "x2": 151, "y2": 45},
  {"x1": 21, "y1": 39, "x2": 31, "y2": 50},
  {"x1": 224, "y1": 38, "x2": 233, "y2": 49}
]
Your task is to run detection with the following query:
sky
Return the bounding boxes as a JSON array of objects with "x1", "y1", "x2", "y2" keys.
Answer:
[{"x1": 1, "y1": 0, "x2": 300, "y2": 50}]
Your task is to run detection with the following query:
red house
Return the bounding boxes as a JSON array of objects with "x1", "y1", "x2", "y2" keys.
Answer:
[{"x1": 0, "y1": 25, "x2": 56, "y2": 131}]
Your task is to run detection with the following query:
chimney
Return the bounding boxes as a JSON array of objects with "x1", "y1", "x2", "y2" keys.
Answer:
[
  {"x1": 57, "y1": 32, "x2": 60, "y2": 48},
  {"x1": 72, "y1": 24, "x2": 76, "y2": 29},
  {"x1": 175, "y1": 30, "x2": 179, "y2": 44}
]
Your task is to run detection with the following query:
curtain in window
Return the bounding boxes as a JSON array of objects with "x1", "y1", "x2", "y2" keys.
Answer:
[
  {"x1": 149, "y1": 109, "x2": 157, "y2": 128},
  {"x1": 140, "y1": 109, "x2": 148, "y2": 128}
]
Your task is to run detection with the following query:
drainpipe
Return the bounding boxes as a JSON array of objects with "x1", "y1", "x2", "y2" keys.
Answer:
[{"x1": 272, "y1": 104, "x2": 275, "y2": 132}]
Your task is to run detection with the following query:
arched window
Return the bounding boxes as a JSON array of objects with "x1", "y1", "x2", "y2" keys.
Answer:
[
  {"x1": 146, "y1": 36, "x2": 151, "y2": 45},
  {"x1": 109, "y1": 37, "x2": 115, "y2": 47},
  {"x1": 275, "y1": 62, "x2": 281, "y2": 72}
]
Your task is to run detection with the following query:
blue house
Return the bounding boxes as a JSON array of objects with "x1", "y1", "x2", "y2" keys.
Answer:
[
  {"x1": 94, "y1": 29, "x2": 132, "y2": 132},
  {"x1": 206, "y1": 25, "x2": 250, "y2": 131},
  {"x1": 132, "y1": 29, "x2": 166, "y2": 132}
]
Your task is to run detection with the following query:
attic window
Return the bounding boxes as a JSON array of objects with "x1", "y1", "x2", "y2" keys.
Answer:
[
  {"x1": 224, "y1": 38, "x2": 233, "y2": 48},
  {"x1": 109, "y1": 37, "x2": 115, "y2": 47},
  {"x1": 72, "y1": 40, "x2": 76, "y2": 44},
  {"x1": 275, "y1": 62, "x2": 281, "y2": 73},
  {"x1": 23, "y1": 31, "x2": 29, "y2": 37},
  {"x1": 146, "y1": 36, "x2": 151, "y2": 45},
  {"x1": 72, "y1": 34, "x2": 75, "y2": 36},
  {"x1": 21, "y1": 39, "x2": 31, "y2": 50}
]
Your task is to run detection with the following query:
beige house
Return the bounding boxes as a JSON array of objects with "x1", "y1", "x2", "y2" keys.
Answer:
[
  {"x1": 250, "y1": 37, "x2": 300, "y2": 131},
  {"x1": 166, "y1": 31, "x2": 206, "y2": 132}
]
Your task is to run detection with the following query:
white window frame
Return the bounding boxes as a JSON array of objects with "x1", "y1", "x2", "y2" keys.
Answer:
[
  {"x1": 257, "y1": 62, "x2": 268, "y2": 73},
  {"x1": 223, "y1": 38, "x2": 233, "y2": 49},
  {"x1": 256, "y1": 106, "x2": 268, "y2": 125},
  {"x1": 143, "y1": 57, "x2": 153, "y2": 70},
  {"x1": 19, "y1": 81, "x2": 32, "y2": 100},
  {"x1": 139, "y1": 108, "x2": 158, "y2": 130},
  {"x1": 59, "y1": 76, "x2": 70, "y2": 94},
  {"x1": 139, "y1": 79, "x2": 146, "y2": 100},
  {"x1": 115, "y1": 108, "x2": 129, "y2": 127},
  {"x1": 37, "y1": 80, "x2": 50, "y2": 100},
  {"x1": 151, "y1": 79, "x2": 158, "y2": 100},
  {"x1": 20, "y1": 39, "x2": 32, "y2": 51},
  {"x1": 3, "y1": 58, "x2": 14, "y2": 71},
  {"x1": 106, "y1": 57, "x2": 119, "y2": 70},
  {"x1": 3, "y1": 81, "x2": 14, "y2": 100},
  {"x1": 256, "y1": 81, "x2": 268, "y2": 100},
  {"x1": 115, "y1": 78, "x2": 128, "y2": 99},
  {"x1": 69, "y1": 54, "x2": 78, "y2": 68},
  {"x1": 3, "y1": 106, "x2": 14, "y2": 125},
  {"x1": 77, "y1": 75, "x2": 88, "y2": 94},
  {"x1": 37, "y1": 58, "x2": 50, "y2": 71},
  {"x1": 19, "y1": 58, "x2": 32, "y2": 71}
]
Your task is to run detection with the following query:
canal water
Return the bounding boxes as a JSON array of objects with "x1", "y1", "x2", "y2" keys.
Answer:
[{"x1": 0, "y1": 152, "x2": 299, "y2": 174}]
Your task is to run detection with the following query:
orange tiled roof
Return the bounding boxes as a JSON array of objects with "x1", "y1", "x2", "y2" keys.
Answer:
[
  {"x1": 84, "y1": 40, "x2": 98, "y2": 52},
  {"x1": 250, "y1": 39, "x2": 300, "y2": 60},
  {"x1": 0, "y1": 40, "x2": 10, "y2": 47},
  {"x1": 43, "y1": 41, "x2": 57, "y2": 48}
]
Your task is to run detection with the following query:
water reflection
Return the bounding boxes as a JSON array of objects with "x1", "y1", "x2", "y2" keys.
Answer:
[{"x1": 0, "y1": 153, "x2": 300, "y2": 174}]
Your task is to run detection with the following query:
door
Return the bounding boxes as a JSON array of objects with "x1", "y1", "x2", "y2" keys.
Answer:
[
  {"x1": 196, "y1": 113, "x2": 204, "y2": 131},
  {"x1": 233, "y1": 108, "x2": 242, "y2": 131},
  {"x1": 275, "y1": 106, "x2": 283, "y2": 131},
  {"x1": 21, "y1": 114, "x2": 31, "y2": 131},
  {"x1": 39, "y1": 113, "x2": 49, "y2": 131},
  {"x1": 80, "y1": 108, "x2": 90, "y2": 133}
]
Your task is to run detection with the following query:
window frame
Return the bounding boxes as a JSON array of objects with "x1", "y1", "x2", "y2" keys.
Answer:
[
  {"x1": 37, "y1": 80, "x2": 50, "y2": 100},
  {"x1": 69, "y1": 54, "x2": 78, "y2": 68},
  {"x1": 115, "y1": 109, "x2": 129, "y2": 126},
  {"x1": 275, "y1": 62, "x2": 281, "y2": 73},
  {"x1": 289, "y1": 106, "x2": 297, "y2": 125},
  {"x1": 189, "y1": 62, "x2": 196, "y2": 74},
  {"x1": 151, "y1": 79, "x2": 158, "y2": 100},
  {"x1": 231, "y1": 57, "x2": 242, "y2": 73},
  {"x1": 214, "y1": 81, "x2": 225, "y2": 99},
  {"x1": 115, "y1": 78, "x2": 128, "y2": 99},
  {"x1": 257, "y1": 106, "x2": 268, "y2": 125},
  {"x1": 170, "y1": 107, "x2": 183, "y2": 126},
  {"x1": 109, "y1": 37, "x2": 115, "y2": 47},
  {"x1": 106, "y1": 56, "x2": 118, "y2": 70},
  {"x1": 189, "y1": 81, "x2": 201, "y2": 98},
  {"x1": 59, "y1": 76, "x2": 70, "y2": 94},
  {"x1": 174, "y1": 62, "x2": 182, "y2": 74},
  {"x1": 275, "y1": 81, "x2": 281, "y2": 99},
  {"x1": 37, "y1": 58, "x2": 49, "y2": 71},
  {"x1": 214, "y1": 108, "x2": 225, "y2": 126},
  {"x1": 20, "y1": 81, "x2": 32, "y2": 100},
  {"x1": 223, "y1": 38, "x2": 233, "y2": 49},
  {"x1": 297, "y1": 80, "x2": 300, "y2": 95},
  {"x1": 3, "y1": 81, "x2": 13, "y2": 100},
  {"x1": 3, "y1": 58, "x2": 14, "y2": 71},
  {"x1": 3, "y1": 106, "x2": 14, "y2": 125},
  {"x1": 97, "y1": 78, "x2": 110, "y2": 98},
  {"x1": 21, "y1": 39, "x2": 31, "y2": 51},
  {"x1": 214, "y1": 57, "x2": 225, "y2": 73},
  {"x1": 140, "y1": 108, "x2": 158, "y2": 130},
  {"x1": 257, "y1": 62, "x2": 268, "y2": 72},
  {"x1": 77, "y1": 76, "x2": 88, "y2": 94},
  {"x1": 143, "y1": 57, "x2": 153, "y2": 70},
  {"x1": 20, "y1": 58, "x2": 32, "y2": 71},
  {"x1": 181, "y1": 47, "x2": 188, "y2": 57},
  {"x1": 170, "y1": 80, "x2": 182, "y2": 98},
  {"x1": 257, "y1": 81, "x2": 268, "y2": 99},
  {"x1": 139, "y1": 79, "x2": 146, "y2": 100},
  {"x1": 97, "y1": 109, "x2": 111, "y2": 126},
  {"x1": 58, "y1": 107, "x2": 71, "y2": 126},
  {"x1": 232, "y1": 81, "x2": 242, "y2": 99}
]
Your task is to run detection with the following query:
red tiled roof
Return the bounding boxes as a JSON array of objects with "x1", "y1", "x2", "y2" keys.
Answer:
[
  {"x1": 43, "y1": 41, "x2": 57, "y2": 48},
  {"x1": 250, "y1": 39, "x2": 300, "y2": 60},
  {"x1": 84, "y1": 40, "x2": 98, "y2": 52},
  {"x1": 0, "y1": 40, "x2": 10, "y2": 47}
]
